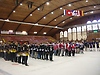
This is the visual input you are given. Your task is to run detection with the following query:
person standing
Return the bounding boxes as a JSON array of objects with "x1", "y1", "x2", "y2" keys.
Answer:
[
  {"x1": 48, "y1": 42, "x2": 54, "y2": 61},
  {"x1": 65, "y1": 42, "x2": 68, "y2": 56},
  {"x1": 53, "y1": 42, "x2": 58, "y2": 56},
  {"x1": 79, "y1": 42, "x2": 84, "y2": 54},
  {"x1": 22, "y1": 43, "x2": 29, "y2": 66},
  {"x1": 71, "y1": 42, "x2": 76, "y2": 56},
  {"x1": 96, "y1": 40, "x2": 99, "y2": 51},
  {"x1": 67, "y1": 42, "x2": 72, "y2": 56},
  {"x1": 17, "y1": 43, "x2": 23, "y2": 63}
]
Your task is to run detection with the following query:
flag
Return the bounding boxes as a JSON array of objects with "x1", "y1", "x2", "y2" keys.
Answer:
[{"x1": 64, "y1": 10, "x2": 84, "y2": 16}]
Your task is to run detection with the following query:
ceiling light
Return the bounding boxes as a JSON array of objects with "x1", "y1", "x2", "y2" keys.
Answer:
[
  {"x1": 90, "y1": 11, "x2": 94, "y2": 13},
  {"x1": 68, "y1": 4, "x2": 71, "y2": 6},
  {"x1": 94, "y1": 6, "x2": 96, "y2": 8},
  {"x1": 43, "y1": 17, "x2": 46, "y2": 19},
  {"x1": 22, "y1": 31, "x2": 27, "y2": 35},
  {"x1": 46, "y1": 2, "x2": 49, "y2": 5},
  {"x1": 35, "y1": 23, "x2": 38, "y2": 25},
  {"x1": 5, "y1": 19, "x2": 9, "y2": 21},
  {"x1": 30, "y1": 14, "x2": 32, "y2": 16},
  {"x1": 55, "y1": 26, "x2": 58, "y2": 28},
  {"x1": 70, "y1": 17, "x2": 72, "y2": 19},
  {"x1": 43, "y1": 32, "x2": 46, "y2": 34},
  {"x1": 62, "y1": 15, "x2": 64, "y2": 17},
  {"x1": 86, "y1": 0, "x2": 88, "y2": 2},
  {"x1": 13, "y1": 10, "x2": 15, "y2": 13},
  {"x1": 54, "y1": 19, "x2": 56, "y2": 21},
  {"x1": 38, "y1": 8, "x2": 40, "y2": 10},
  {"x1": 51, "y1": 12, "x2": 54, "y2": 14},
  {"x1": 62, "y1": 21, "x2": 65, "y2": 23},
  {"x1": 34, "y1": 32, "x2": 37, "y2": 34},
  {"x1": 20, "y1": 3, "x2": 23, "y2": 5},
  {"x1": 60, "y1": 7, "x2": 62, "y2": 10}
]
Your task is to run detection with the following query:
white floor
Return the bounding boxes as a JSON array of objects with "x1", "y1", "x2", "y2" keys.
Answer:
[{"x1": 0, "y1": 51, "x2": 100, "y2": 75}]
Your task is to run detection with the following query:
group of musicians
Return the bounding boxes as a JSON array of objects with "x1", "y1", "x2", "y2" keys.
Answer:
[
  {"x1": 0, "y1": 41, "x2": 54, "y2": 66},
  {"x1": 0, "y1": 42, "x2": 29, "y2": 66}
]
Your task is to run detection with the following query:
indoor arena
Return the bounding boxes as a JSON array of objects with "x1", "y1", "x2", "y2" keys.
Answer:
[{"x1": 0, "y1": 0, "x2": 100, "y2": 75}]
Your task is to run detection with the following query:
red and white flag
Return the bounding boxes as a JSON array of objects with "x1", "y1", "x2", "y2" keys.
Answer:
[{"x1": 64, "y1": 9, "x2": 84, "y2": 16}]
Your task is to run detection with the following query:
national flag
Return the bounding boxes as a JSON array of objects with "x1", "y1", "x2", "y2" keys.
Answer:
[{"x1": 64, "y1": 9, "x2": 84, "y2": 16}]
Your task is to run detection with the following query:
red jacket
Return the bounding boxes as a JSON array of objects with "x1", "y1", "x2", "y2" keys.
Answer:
[
  {"x1": 71, "y1": 44, "x2": 76, "y2": 50},
  {"x1": 59, "y1": 43, "x2": 64, "y2": 49}
]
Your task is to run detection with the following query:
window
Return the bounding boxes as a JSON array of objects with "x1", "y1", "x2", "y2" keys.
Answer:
[
  {"x1": 87, "y1": 21, "x2": 91, "y2": 24},
  {"x1": 92, "y1": 20, "x2": 98, "y2": 30},
  {"x1": 68, "y1": 28, "x2": 71, "y2": 33},
  {"x1": 77, "y1": 27, "x2": 81, "y2": 32},
  {"x1": 60, "y1": 31, "x2": 63, "y2": 38},
  {"x1": 72, "y1": 27, "x2": 76, "y2": 32},
  {"x1": 87, "y1": 25, "x2": 92, "y2": 31},
  {"x1": 82, "y1": 26, "x2": 86, "y2": 31},
  {"x1": 68, "y1": 28, "x2": 72, "y2": 41},
  {"x1": 64, "y1": 31, "x2": 67, "y2": 37},
  {"x1": 98, "y1": 19, "x2": 100, "y2": 29},
  {"x1": 72, "y1": 28, "x2": 76, "y2": 40}
]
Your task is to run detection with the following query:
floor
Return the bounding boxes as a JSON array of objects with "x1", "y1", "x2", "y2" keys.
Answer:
[{"x1": 0, "y1": 51, "x2": 100, "y2": 75}]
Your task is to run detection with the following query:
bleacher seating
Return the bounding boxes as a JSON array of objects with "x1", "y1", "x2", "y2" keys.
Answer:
[{"x1": 0, "y1": 35, "x2": 56, "y2": 44}]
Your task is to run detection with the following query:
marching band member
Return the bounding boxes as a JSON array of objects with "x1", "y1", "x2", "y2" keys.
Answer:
[
  {"x1": 22, "y1": 43, "x2": 29, "y2": 66},
  {"x1": 17, "y1": 43, "x2": 23, "y2": 63}
]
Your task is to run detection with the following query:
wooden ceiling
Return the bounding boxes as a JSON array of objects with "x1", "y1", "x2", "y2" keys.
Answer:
[{"x1": 0, "y1": 0, "x2": 100, "y2": 36}]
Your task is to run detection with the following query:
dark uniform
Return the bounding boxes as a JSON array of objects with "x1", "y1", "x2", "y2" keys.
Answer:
[
  {"x1": 45, "y1": 44, "x2": 49, "y2": 60},
  {"x1": 10, "y1": 42, "x2": 17, "y2": 62},
  {"x1": 0, "y1": 43, "x2": 4, "y2": 58},
  {"x1": 48, "y1": 43, "x2": 54, "y2": 61},
  {"x1": 22, "y1": 43, "x2": 29, "y2": 66},
  {"x1": 4, "y1": 43, "x2": 9, "y2": 60},
  {"x1": 17, "y1": 43, "x2": 23, "y2": 63},
  {"x1": 41, "y1": 44, "x2": 45, "y2": 60}
]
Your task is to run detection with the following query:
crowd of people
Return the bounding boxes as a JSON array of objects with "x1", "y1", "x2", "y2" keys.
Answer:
[
  {"x1": 0, "y1": 39, "x2": 100, "y2": 66},
  {"x1": 0, "y1": 42, "x2": 54, "y2": 66}
]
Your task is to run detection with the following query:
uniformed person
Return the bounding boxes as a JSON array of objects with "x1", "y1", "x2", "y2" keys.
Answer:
[
  {"x1": 48, "y1": 42, "x2": 54, "y2": 61},
  {"x1": 4, "y1": 43, "x2": 10, "y2": 61},
  {"x1": 41, "y1": 43, "x2": 45, "y2": 60},
  {"x1": 10, "y1": 42, "x2": 17, "y2": 62},
  {"x1": 71, "y1": 42, "x2": 76, "y2": 56},
  {"x1": 92, "y1": 40, "x2": 95, "y2": 51},
  {"x1": 17, "y1": 43, "x2": 23, "y2": 63},
  {"x1": 22, "y1": 43, "x2": 29, "y2": 66},
  {"x1": 0, "y1": 43, "x2": 2, "y2": 57},
  {"x1": 45, "y1": 44, "x2": 49, "y2": 60},
  {"x1": 34, "y1": 43, "x2": 38, "y2": 59}
]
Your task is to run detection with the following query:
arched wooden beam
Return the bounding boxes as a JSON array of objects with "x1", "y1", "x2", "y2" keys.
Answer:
[{"x1": 0, "y1": 0, "x2": 25, "y2": 31}]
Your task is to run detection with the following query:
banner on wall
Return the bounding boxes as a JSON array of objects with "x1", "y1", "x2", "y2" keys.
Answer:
[{"x1": 64, "y1": 10, "x2": 84, "y2": 16}]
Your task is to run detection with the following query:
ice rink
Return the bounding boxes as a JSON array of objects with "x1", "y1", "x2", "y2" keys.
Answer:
[{"x1": 0, "y1": 51, "x2": 100, "y2": 75}]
